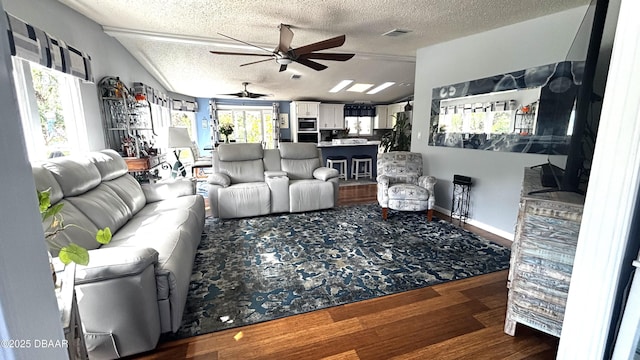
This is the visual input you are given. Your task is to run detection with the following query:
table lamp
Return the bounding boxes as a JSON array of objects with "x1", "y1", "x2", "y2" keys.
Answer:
[{"x1": 166, "y1": 126, "x2": 192, "y2": 178}]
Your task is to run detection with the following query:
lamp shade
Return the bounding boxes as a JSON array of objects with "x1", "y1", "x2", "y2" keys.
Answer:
[{"x1": 166, "y1": 127, "x2": 192, "y2": 149}]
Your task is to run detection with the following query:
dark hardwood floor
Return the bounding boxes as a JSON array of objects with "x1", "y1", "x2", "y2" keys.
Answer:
[{"x1": 133, "y1": 183, "x2": 558, "y2": 359}]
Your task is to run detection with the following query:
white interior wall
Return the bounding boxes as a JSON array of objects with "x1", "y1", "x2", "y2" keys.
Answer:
[
  {"x1": 0, "y1": 1, "x2": 67, "y2": 358},
  {"x1": 4, "y1": 0, "x2": 167, "y2": 151},
  {"x1": 413, "y1": 6, "x2": 590, "y2": 238}
]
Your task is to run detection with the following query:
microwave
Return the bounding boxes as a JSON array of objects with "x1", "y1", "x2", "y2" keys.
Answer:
[{"x1": 298, "y1": 118, "x2": 317, "y2": 131}]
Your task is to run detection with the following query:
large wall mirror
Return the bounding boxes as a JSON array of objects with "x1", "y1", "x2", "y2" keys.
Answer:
[{"x1": 429, "y1": 61, "x2": 583, "y2": 154}]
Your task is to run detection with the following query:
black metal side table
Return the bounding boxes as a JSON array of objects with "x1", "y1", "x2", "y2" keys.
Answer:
[{"x1": 451, "y1": 174, "x2": 472, "y2": 226}]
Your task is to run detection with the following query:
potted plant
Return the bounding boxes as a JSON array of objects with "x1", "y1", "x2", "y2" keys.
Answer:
[
  {"x1": 219, "y1": 123, "x2": 234, "y2": 143},
  {"x1": 380, "y1": 112, "x2": 412, "y2": 152},
  {"x1": 39, "y1": 188, "x2": 112, "y2": 267}
]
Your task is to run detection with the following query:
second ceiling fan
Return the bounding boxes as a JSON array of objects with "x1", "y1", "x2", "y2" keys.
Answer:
[{"x1": 210, "y1": 24, "x2": 355, "y2": 72}]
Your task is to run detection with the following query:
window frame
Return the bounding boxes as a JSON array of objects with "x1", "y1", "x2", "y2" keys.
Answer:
[{"x1": 12, "y1": 58, "x2": 88, "y2": 161}]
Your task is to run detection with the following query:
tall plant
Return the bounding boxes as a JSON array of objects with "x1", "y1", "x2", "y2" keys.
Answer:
[{"x1": 380, "y1": 112, "x2": 412, "y2": 152}]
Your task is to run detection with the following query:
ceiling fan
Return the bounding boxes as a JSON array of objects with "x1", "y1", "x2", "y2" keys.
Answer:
[
  {"x1": 221, "y1": 82, "x2": 269, "y2": 98},
  {"x1": 210, "y1": 24, "x2": 355, "y2": 72}
]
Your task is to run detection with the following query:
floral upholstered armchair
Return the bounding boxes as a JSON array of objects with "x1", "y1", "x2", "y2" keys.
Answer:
[{"x1": 376, "y1": 151, "x2": 437, "y2": 221}]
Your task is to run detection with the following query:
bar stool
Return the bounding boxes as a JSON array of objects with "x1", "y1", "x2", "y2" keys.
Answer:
[
  {"x1": 351, "y1": 154, "x2": 372, "y2": 180},
  {"x1": 326, "y1": 155, "x2": 348, "y2": 180}
]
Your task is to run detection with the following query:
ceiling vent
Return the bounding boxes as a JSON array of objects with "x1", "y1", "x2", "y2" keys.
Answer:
[
  {"x1": 290, "y1": 74, "x2": 302, "y2": 80},
  {"x1": 381, "y1": 29, "x2": 412, "y2": 37}
]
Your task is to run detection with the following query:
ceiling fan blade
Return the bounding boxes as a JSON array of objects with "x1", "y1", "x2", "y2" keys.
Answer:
[
  {"x1": 220, "y1": 92, "x2": 245, "y2": 97},
  {"x1": 299, "y1": 52, "x2": 355, "y2": 61},
  {"x1": 278, "y1": 24, "x2": 294, "y2": 53},
  {"x1": 247, "y1": 92, "x2": 268, "y2": 98},
  {"x1": 239, "y1": 58, "x2": 274, "y2": 67},
  {"x1": 294, "y1": 57, "x2": 328, "y2": 71},
  {"x1": 210, "y1": 51, "x2": 273, "y2": 57},
  {"x1": 279, "y1": 64, "x2": 288, "y2": 72},
  {"x1": 216, "y1": 32, "x2": 275, "y2": 54},
  {"x1": 292, "y1": 35, "x2": 346, "y2": 56}
]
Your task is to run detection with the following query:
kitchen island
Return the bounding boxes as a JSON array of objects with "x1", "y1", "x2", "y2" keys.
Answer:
[{"x1": 318, "y1": 140, "x2": 381, "y2": 180}]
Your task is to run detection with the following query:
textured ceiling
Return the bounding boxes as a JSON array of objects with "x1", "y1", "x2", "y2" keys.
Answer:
[{"x1": 59, "y1": 0, "x2": 590, "y2": 103}]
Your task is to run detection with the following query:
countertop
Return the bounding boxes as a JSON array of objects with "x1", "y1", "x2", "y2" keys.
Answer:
[{"x1": 317, "y1": 141, "x2": 381, "y2": 148}]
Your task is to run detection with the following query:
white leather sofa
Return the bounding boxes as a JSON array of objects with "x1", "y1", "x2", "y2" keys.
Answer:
[
  {"x1": 32, "y1": 149, "x2": 205, "y2": 359},
  {"x1": 207, "y1": 142, "x2": 340, "y2": 218}
]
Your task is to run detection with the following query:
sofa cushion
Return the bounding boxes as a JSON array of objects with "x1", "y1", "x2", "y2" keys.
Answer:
[
  {"x1": 44, "y1": 200, "x2": 101, "y2": 255},
  {"x1": 279, "y1": 143, "x2": 319, "y2": 160},
  {"x1": 263, "y1": 149, "x2": 281, "y2": 171},
  {"x1": 281, "y1": 158, "x2": 320, "y2": 180},
  {"x1": 388, "y1": 183, "x2": 430, "y2": 201},
  {"x1": 88, "y1": 149, "x2": 129, "y2": 181},
  {"x1": 103, "y1": 174, "x2": 146, "y2": 215},
  {"x1": 289, "y1": 180, "x2": 334, "y2": 212},
  {"x1": 42, "y1": 156, "x2": 102, "y2": 197},
  {"x1": 32, "y1": 164, "x2": 64, "y2": 204},
  {"x1": 217, "y1": 143, "x2": 263, "y2": 161},
  {"x1": 219, "y1": 159, "x2": 264, "y2": 183},
  {"x1": 66, "y1": 184, "x2": 133, "y2": 234},
  {"x1": 217, "y1": 182, "x2": 271, "y2": 218}
]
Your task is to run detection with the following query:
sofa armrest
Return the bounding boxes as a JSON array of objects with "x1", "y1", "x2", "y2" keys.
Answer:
[
  {"x1": 419, "y1": 175, "x2": 437, "y2": 208},
  {"x1": 142, "y1": 178, "x2": 196, "y2": 203},
  {"x1": 207, "y1": 172, "x2": 231, "y2": 187},
  {"x1": 265, "y1": 170, "x2": 288, "y2": 179},
  {"x1": 73, "y1": 247, "x2": 159, "y2": 285},
  {"x1": 376, "y1": 175, "x2": 390, "y2": 186},
  {"x1": 313, "y1": 167, "x2": 339, "y2": 181},
  {"x1": 264, "y1": 171, "x2": 289, "y2": 213}
]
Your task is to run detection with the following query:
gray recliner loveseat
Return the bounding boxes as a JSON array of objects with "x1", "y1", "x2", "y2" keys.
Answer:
[
  {"x1": 207, "y1": 142, "x2": 340, "y2": 218},
  {"x1": 32, "y1": 149, "x2": 205, "y2": 359}
]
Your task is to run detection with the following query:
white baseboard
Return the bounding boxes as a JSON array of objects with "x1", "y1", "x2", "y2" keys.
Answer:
[{"x1": 433, "y1": 205, "x2": 514, "y2": 242}]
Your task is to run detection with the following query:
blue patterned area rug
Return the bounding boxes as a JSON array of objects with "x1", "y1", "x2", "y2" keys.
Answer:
[{"x1": 167, "y1": 203, "x2": 510, "y2": 340}]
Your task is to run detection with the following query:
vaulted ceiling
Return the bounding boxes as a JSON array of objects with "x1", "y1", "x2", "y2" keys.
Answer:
[{"x1": 59, "y1": 0, "x2": 590, "y2": 103}]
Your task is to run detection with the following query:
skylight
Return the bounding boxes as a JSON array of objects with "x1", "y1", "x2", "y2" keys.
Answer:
[
  {"x1": 347, "y1": 83, "x2": 374, "y2": 93},
  {"x1": 367, "y1": 82, "x2": 395, "y2": 94},
  {"x1": 329, "y1": 80, "x2": 353, "y2": 93}
]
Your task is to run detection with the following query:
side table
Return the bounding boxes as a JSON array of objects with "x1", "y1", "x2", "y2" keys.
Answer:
[{"x1": 55, "y1": 263, "x2": 88, "y2": 360}]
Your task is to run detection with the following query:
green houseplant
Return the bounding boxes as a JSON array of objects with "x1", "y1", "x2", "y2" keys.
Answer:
[
  {"x1": 38, "y1": 188, "x2": 112, "y2": 266},
  {"x1": 380, "y1": 112, "x2": 412, "y2": 152}
]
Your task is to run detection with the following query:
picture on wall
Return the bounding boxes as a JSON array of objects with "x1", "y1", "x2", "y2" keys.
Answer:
[{"x1": 430, "y1": 61, "x2": 583, "y2": 154}]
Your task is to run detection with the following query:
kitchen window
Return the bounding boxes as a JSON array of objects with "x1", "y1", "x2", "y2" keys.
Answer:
[{"x1": 345, "y1": 116, "x2": 373, "y2": 136}]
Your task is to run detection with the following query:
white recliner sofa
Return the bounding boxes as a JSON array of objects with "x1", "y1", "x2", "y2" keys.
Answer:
[
  {"x1": 31, "y1": 149, "x2": 205, "y2": 359},
  {"x1": 207, "y1": 142, "x2": 340, "y2": 218}
]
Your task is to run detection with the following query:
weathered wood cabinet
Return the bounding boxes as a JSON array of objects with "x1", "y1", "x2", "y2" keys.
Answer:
[{"x1": 505, "y1": 167, "x2": 584, "y2": 337}]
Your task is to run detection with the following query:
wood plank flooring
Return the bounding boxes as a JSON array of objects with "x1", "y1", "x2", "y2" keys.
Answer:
[{"x1": 131, "y1": 184, "x2": 558, "y2": 359}]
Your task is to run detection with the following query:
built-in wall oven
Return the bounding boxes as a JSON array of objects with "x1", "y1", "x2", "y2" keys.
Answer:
[
  {"x1": 298, "y1": 118, "x2": 317, "y2": 132},
  {"x1": 297, "y1": 132, "x2": 319, "y2": 143}
]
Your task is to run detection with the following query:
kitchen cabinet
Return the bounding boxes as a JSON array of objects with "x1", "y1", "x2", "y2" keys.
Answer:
[
  {"x1": 319, "y1": 104, "x2": 345, "y2": 129},
  {"x1": 387, "y1": 102, "x2": 405, "y2": 124},
  {"x1": 295, "y1": 101, "x2": 320, "y2": 118},
  {"x1": 374, "y1": 105, "x2": 392, "y2": 129}
]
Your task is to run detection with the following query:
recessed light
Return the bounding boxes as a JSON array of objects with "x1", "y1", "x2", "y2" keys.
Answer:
[
  {"x1": 381, "y1": 29, "x2": 412, "y2": 37},
  {"x1": 347, "y1": 83, "x2": 374, "y2": 93},
  {"x1": 367, "y1": 82, "x2": 395, "y2": 94},
  {"x1": 329, "y1": 80, "x2": 354, "y2": 93}
]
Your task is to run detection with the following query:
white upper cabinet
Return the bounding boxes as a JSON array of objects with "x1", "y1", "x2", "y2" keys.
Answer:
[
  {"x1": 374, "y1": 105, "x2": 391, "y2": 129},
  {"x1": 295, "y1": 101, "x2": 320, "y2": 118},
  {"x1": 319, "y1": 104, "x2": 345, "y2": 129}
]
